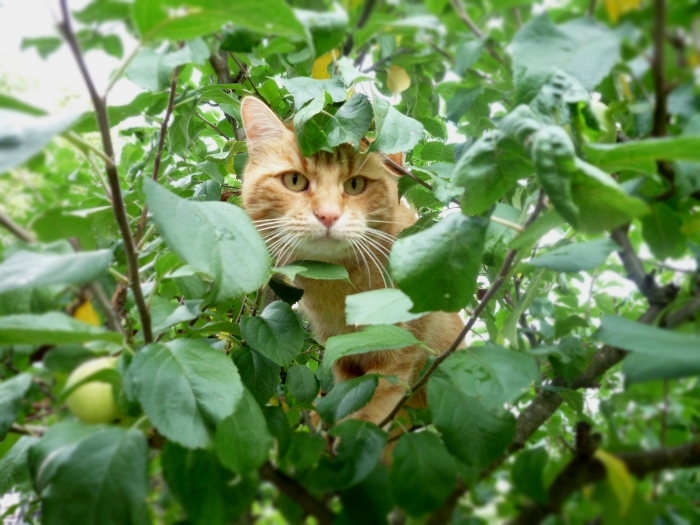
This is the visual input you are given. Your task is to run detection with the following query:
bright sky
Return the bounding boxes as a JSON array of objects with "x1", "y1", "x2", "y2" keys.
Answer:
[{"x1": 0, "y1": 0, "x2": 140, "y2": 113}]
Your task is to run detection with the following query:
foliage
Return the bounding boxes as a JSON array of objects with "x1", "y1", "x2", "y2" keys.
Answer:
[{"x1": 1, "y1": 0, "x2": 700, "y2": 523}]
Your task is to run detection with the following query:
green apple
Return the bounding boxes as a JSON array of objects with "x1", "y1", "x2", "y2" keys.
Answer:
[
  {"x1": 590, "y1": 99, "x2": 617, "y2": 144},
  {"x1": 65, "y1": 356, "x2": 121, "y2": 424}
]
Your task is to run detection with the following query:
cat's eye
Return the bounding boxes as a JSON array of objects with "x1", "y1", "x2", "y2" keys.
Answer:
[
  {"x1": 282, "y1": 172, "x2": 309, "y2": 192},
  {"x1": 344, "y1": 176, "x2": 367, "y2": 196}
]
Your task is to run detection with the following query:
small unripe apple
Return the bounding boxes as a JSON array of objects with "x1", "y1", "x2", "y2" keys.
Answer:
[{"x1": 65, "y1": 357, "x2": 121, "y2": 424}]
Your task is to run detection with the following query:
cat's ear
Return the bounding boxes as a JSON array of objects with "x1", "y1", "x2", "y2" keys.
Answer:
[{"x1": 241, "y1": 96, "x2": 288, "y2": 145}]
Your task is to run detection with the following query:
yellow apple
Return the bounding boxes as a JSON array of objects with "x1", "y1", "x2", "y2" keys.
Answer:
[{"x1": 65, "y1": 356, "x2": 121, "y2": 424}]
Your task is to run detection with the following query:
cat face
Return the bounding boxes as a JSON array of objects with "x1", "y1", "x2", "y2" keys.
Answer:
[{"x1": 240, "y1": 96, "x2": 399, "y2": 265}]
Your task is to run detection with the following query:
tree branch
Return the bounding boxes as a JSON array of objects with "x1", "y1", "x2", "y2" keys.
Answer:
[
  {"x1": 431, "y1": 226, "x2": 679, "y2": 522},
  {"x1": 610, "y1": 226, "x2": 675, "y2": 305},
  {"x1": 59, "y1": 0, "x2": 152, "y2": 344},
  {"x1": 513, "y1": 440, "x2": 700, "y2": 524},
  {"x1": 342, "y1": 0, "x2": 377, "y2": 56},
  {"x1": 258, "y1": 463, "x2": 335, "y2": 525},
  {"x1": 450, "y1": 0, "x2": 508, "y2": 68},
  {"x1": 378, "y1": 192, "x2": 547, "y2": 428},
  {"x1": 209, "y1": 52, "x2": 243, "y2": 140},
  {"x1": 0, "y1": 211, "x2": 35, "y2": 243}
]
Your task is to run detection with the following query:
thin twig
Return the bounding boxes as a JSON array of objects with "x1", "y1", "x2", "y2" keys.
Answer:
[
  {"x1": 194, "y1": 110, "x2": 231, "y2": 139},
  {"x1": 135, "y1": 64, "x2": 181, "y2": 245},
  {"x1": 450, "y1": 0, "x2": 508, "y2": 68},
  {"x1": 378, "y1": 192, "x2": 547, "y2": 428},
  {"x1": 362, "y1": 48, "x2": 413, "y2": 73},
  {"x1": 0, "y1": 211, "x2": 35, "y2": 243},
  {"x1": 59, "y1": 0, "x2": 153, "y2": 344},
  {"x1": 652, "y1": 0, "x2": 668, "y2": 138}
]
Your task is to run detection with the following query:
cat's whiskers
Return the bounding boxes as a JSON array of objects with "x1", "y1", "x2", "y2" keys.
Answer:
[
  {"x1": 361, "y1": 235, "x2": 392, "y2": 260},
  {"x1": 275, "y1": 233, "x2": 304, "y2": 265},
  {"x1": 350, "y1": 238, "x2": 373, "y2": 287},
  {"x1": 355, "y1": 237, "x2": 389, "y2": 288}
]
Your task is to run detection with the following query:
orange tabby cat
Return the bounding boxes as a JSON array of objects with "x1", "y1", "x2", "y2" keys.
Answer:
[{"x1": 240, "y1": 96, "x2": 464, "y2": 425}]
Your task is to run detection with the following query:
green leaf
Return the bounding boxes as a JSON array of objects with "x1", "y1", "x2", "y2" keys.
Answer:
[
  {"x1": 133, "y1": 0, "x2": 306, "y2": 41},
  {"x1": 595, "y1": 316, "x2": 700, "y2": 383},
  {"x1": 510, "y1": 14, "x2": 621, "y2": 102},
  {"x1": 314, "y1": 375, "x2": 378, "y2": 425},
  {"x1": 73, "y1": 92, "x2": 166, "y2": 133},
  {"x1": 126, "y1": 40, "x2": 209, "y2": 91},
  {"x1": 428, "y1": 376, "x2": 515, "y2": 468},
  {"x1": 215, "y1": 389, "x2": 272, "y2": 473},
  {"x1": 281, "y1": 432, "x2": 326, "y2": 473},
  {"x1": 527, "y1": 238, "x2": 619, "y2": 272},
  {"x1": 532, "y1": 126, "x2": 648, "y2": 232},
  {"x1": 368, "y1": 98, "x2": 424, "y2": 154},
  {"x1": 585, "y1": 137, "x2": 700, "y2": 174},
  {"x1": 0, "y1": 313, "x2": 122, "y2": 345},
  {"x1": 512, "y1": 447, "x2": 548, "y2": 503},
  {"x1": 39, "y1": 426, "x2": 149, "y2": 525},
  {"x1": 453, "y1": 131, "x2": 534, "y2": 215},
  {"x1": 594, "y1": 316, "x2": 700, "y2": 360},
  {"x1": 641, "y1": 203, "x2": 687, "y2": 259},
  {"x1": 231, "y1": 347, "x2": 279, "y2": 406},
  {"x1": 345, "y1": 288, "x2": 426, "y2": 325},
  {"x1": 453, "y1": 39, "x2": 485, "y2": 76},
  {"x1": 390, "y1": 432, "x2": 457, "y2": 517},
  {"x1": 240, "y1": 302, "x2": 305, "y2": 368},
  {"x1": 0, "y1": 435, "x2": 38, "y2": 494},
  {"x1": 570, "y1": 159, "x2": 650, "y2": 233},
  {"x1": 74, "y1": 0, "x2": 131, "y2": 23},
  {"x1": 127, "y1": 339, "x2": 243, "y2": 449},
  {"x1": 162, "y1": 442, "x2": 257, "y2": 525},
  {"x1": 280, "y1": 76, "x2": 346, "y2": 108},
  {"x1": 322, "y1": 325, "x2": 419, "y2": 371},
  {"x1": 339, "y1": 464, "x2": 394, "y2": 524},
  {"x1": 150, "y1": 297, "x2": 203, "y2": 334},
  {"x1": 390, "y1": 212, "x2": 487, "y2": 312},
  {"x1": 438, "y1": 347, "x2": 539, "y2": 412},
  {"x1": 532, "y1": 125, "x2": 579, "y2": 226},
  {"x1": 269, "y1": 277, "x2": 304, "y2": 305},
  {"x1": 324, "y1": 94, "x2": 374, "y2": 150},
  {"x1": 0, "y1": 110, "x2": 79, "y2": 173},
  {"x1": 0, "y1": 93, "x2": 47, "y2": 116},
  {"x1": 28, "y1": 421, "x2": 101, "y2": 493},
  {"x1": 275, "y1": 260, "x2": 350, "y2": 282},
  {"x1": 0, "y1": 249, "x2": 113, "y2": 294},
  {"x1": 0, "y1": 374, "x2": 32, "y2": 440},
  {"x1": 286, "y1": 364, "x2": 320, "y2": 405},
  {"x1": 296, "y1": 4, "x2": 348, "y2": 57},
  {"x1": 143, "y1": 178, "x2": 270, "y2": 302},
  {"x1": 323, "y1": 420, "x2": 387, "y2": 489},
  {"x1": 21, "y1": 37, "x2": 62, "y2": 59},
  {"x1": 622, "y1": 352, "x2": 700, "y2": 385}
]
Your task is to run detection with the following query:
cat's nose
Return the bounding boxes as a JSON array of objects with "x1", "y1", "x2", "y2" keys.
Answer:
[{"x1": 314, "y1": 209, "x2": 341, "y2": 229}]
